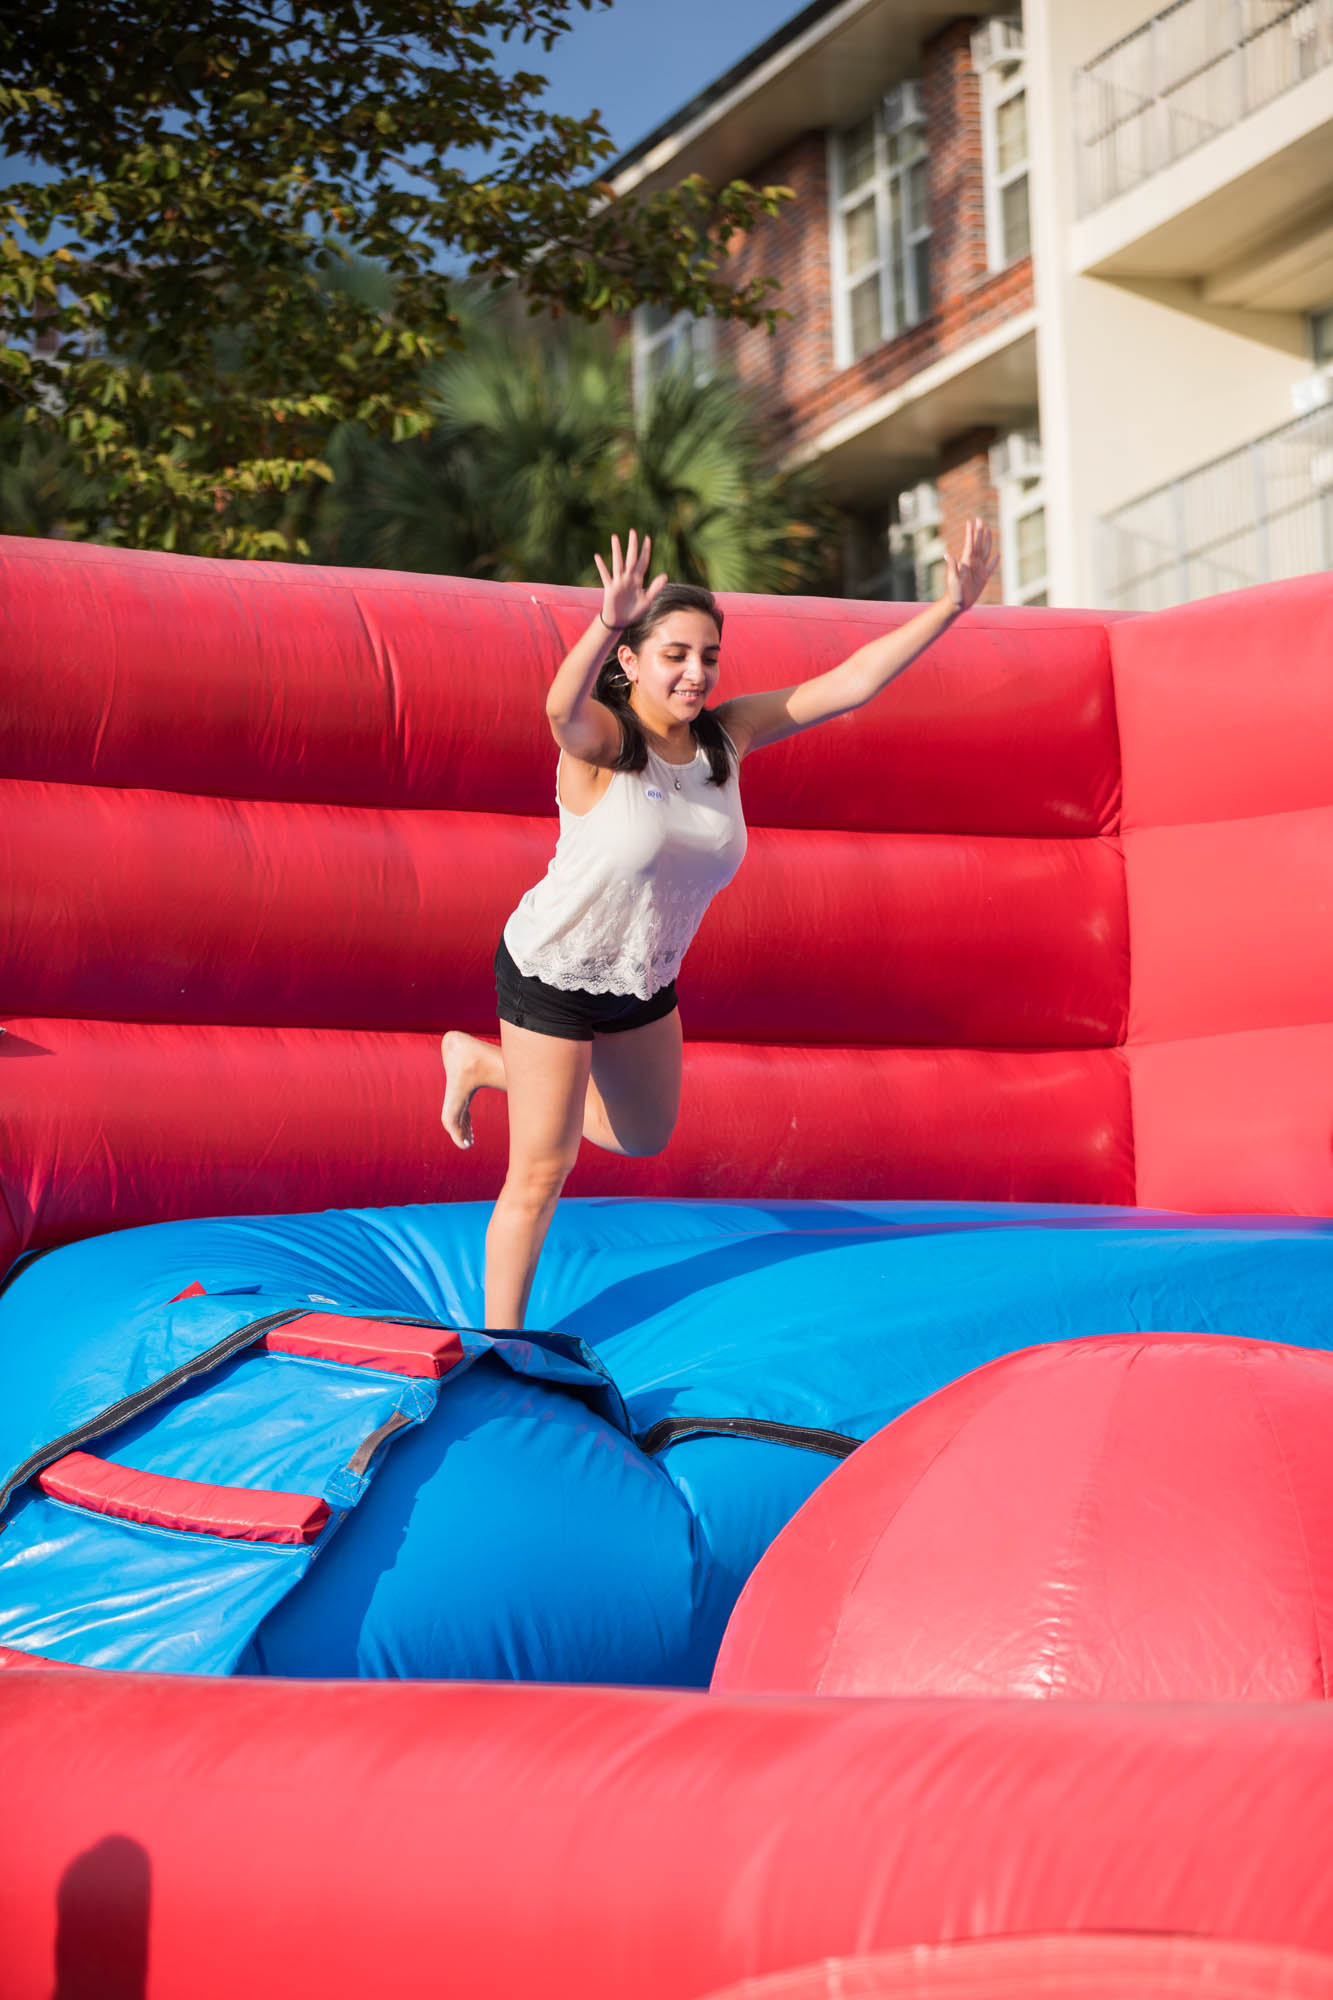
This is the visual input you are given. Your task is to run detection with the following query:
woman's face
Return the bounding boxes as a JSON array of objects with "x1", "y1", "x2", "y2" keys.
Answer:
[{"x1": 621, "y1": 610, "x2": 722, "y2": 730}]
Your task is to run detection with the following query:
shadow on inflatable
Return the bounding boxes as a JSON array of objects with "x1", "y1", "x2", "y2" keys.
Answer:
[{"x1": 2, "y1": 540, "x2": 1332, "y2": 1996}]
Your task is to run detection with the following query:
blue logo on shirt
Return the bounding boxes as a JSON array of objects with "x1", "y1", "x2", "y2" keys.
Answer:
[{"x1": 645, "y1": 787, "x2": 664, "y2": 801}]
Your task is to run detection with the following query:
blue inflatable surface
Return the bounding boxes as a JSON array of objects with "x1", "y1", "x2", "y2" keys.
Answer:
[{"x1": 2, "y1": 1197, "x2": 1331, "y2": 1684}]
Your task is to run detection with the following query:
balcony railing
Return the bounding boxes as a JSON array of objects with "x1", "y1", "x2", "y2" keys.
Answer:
[
  {"x1": 1075, "y1": 0, "x2": 1333, "y2": 216},
  {"x1": 1098, "y1": 404, "x2": 1333, "y2": 610}
]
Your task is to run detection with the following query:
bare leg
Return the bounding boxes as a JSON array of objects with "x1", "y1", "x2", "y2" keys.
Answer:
[
  {"x1": 484, "y1": 1021, "x2": 590, "y2": 1330},
  {"x1": 442, "y1": 1008, "x2": 683, "y2": 1159},
  {"x1": 446, "y1": 1010, "x2": 685, "y2": 1330}
]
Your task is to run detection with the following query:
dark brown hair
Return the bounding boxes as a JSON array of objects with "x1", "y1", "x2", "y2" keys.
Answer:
[{"x1": 593, "y1": 583, "x2": 733, "y2": 786}]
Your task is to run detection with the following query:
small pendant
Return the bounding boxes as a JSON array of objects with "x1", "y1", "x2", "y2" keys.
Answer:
[{"x1": 674, "y1": 776, "x2": 682, "y2": 791}]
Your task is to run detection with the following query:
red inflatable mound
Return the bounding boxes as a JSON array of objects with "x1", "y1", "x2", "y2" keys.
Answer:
[
  {"x1": 696, "y1": 1937, "x2": 1333, "y2": 1999},
  {"x1": 712, "y1": 1334, "x2": 1333, "y2": 1701}
]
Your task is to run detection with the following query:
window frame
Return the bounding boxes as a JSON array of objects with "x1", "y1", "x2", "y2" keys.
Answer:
[
  {"x1": 979, "y1": 47, "x2": 1030, "y2": 272},
  {"x1": 1000, "y1": 476, "x2": 1048, "y2": 606},
  {"x1": 631, "y1": 308, "x2": 715, "y2": 405},
  {"x1": 828, "y1": 91, "x2": 932, "y2": 371}
]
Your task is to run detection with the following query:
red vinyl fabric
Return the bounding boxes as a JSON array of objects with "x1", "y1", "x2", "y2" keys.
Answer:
[
  {"x1": 1112, "y1": 577, "x2": 1333, "y2": 1215},
  {"x1": 36, "y1": 1451, "x2": 331, "y2": 1546},
  {"x1": 0, "y1": 1644, "x2": 73, "y2": 1670},
  {"x1": 5, "y1": 1671, "x2": 1333, "y2": 2000},
  {"x1": 696, "y1": 1937, "x2": 1333, "y2": 2000},
  {"x1": 1, "y1": 1016, "x2": 1134, "y2": 1247},
  {"x1": 261, "y1": 1313, "x2": 465, "y2": 1377},
  {"x1": 711, "y1": 1334, "x2": 1333, "y2": 1702},
  {"x1": 0, "y1": 536, "x2": 1132, "y2": 1260},
  {"x1": 0, "y1": 540, "x2": 1120, "y2": 832}
]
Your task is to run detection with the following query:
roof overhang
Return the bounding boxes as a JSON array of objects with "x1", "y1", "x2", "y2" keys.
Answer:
[
  {"x1": 784, "y1": 311, "x2": 1041, "y2": 505},
  {"x1": 610, "y1": 0, "x2": 968, "y2": 199}
]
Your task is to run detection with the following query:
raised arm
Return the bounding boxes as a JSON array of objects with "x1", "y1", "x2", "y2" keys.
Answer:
[
  {"x1": 716, "y1": 518, "x2": 998, "y2": 757},
  {"x1": 545, "y1": 531, "x2": 667, "y2": 765}
]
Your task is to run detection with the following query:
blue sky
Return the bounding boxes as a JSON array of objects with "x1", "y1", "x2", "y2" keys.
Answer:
[{"x1": 511, "y1": 0, "x2": 804, "y2": 160}]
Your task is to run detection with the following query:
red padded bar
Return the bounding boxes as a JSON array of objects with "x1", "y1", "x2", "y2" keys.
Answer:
[
  {"x1": 264, "y1": 1314, "x2": 464, "y2": 1379},
  {"x1": 0, "y1": 540, "x2": 1120, "y2": 835},
  {"x1": 37, "y1": 1451, "x2": 331, "y2": 1546},
  {"x1": 0, "y1": 1017, "x2": 1134, "y2": 1265},
  {"x1": 1113, "y1": 574, "x2": 1333, "y2": 831},
  {"x1": 0, "y1": 782, "x2": 1128, "y2": 1047}
]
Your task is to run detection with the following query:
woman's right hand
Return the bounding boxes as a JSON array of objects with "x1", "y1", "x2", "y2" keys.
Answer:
[{"x1": 593, "y1": 530, "x2": 667, "y2": 632}]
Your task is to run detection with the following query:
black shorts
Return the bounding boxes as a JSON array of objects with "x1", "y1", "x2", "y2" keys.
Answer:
[{"x1": 494, "y1": 935, "x2": 678, "y2": 1043}]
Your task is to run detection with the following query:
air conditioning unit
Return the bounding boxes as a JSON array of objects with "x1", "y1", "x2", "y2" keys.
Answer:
[
  {"x1": 989, "y1": 430, "x2": 1043, "y2": 485},
  {"x1": 883, "y1": 79, "x2": 925, "y2": 131},
  {"x1": 897, "y1": 481, "x2": 941, "y2": 530},
  {"x1": 1291, "y1": 369, "x2": 1332, "y2": 416},
  {"x1": 971, "y1": 17, "x2": 1025, "y2": 74}
]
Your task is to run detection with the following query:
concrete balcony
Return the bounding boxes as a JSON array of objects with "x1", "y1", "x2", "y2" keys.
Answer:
[
  {"x1": 1099, "y1": 403, "x2": 1333, "y2": 609},
  {"x1": 1070, "y1": 0, "x2": 1333, "y2": 307}
]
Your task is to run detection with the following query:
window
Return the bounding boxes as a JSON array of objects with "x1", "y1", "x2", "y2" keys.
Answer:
[
  {"x1": 976, "y1": 20, "x2": 1030, "y2": 270},
  {"x1": 1311, "y1": 307, "x2": 1333, "y2": 368},
  {"x1": 845, "y1": 506, "x2": 908, "y2": 599},
  {"x1": 1008, "y1": 495, "x2": 1048, "y2": 604},
  {"x1": 829, "y1": 88, "x2": 932, "y2": 368},
  {"x1": 989, "y1": 426, "x2": 1046, "y2": 605},
  {"x1": 893, "y1": 480, "x2": 946, "y2": 600},
  {"x1": 632, "y1": 307, "x2": 714, "y2": 402}
]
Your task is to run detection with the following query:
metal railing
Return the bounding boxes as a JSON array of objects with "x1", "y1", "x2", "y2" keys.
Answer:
[
  {"x1": 1075, "y1": 0, "x2": 1333, "y2": 215},
  {"x1": 1098, "y1": 404, "x2": 1333, "y2": 610}
]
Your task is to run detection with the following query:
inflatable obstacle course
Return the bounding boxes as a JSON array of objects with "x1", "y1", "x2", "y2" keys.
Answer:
[{"x1": 1, "y1": 537, "x2": 1332, "y2": 1994}]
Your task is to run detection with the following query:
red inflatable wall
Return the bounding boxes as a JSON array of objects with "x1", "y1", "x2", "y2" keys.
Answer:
[
  {"x1": 1113, "y1": 574, "x2": 1333, "y2": 1216},
  {"x1": 2, "y1": 537, "x2": 1330, "y2": 1264},
  {"x1": 4, "y1": 1669, "x2": 1333, "y2": 2000}
]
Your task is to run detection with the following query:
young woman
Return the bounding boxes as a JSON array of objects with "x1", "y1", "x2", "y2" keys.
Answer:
[{"x1": 442, "y1": 521, "x2": 998, "y2": 1330}]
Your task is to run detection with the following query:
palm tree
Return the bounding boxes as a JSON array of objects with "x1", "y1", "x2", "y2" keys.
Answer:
[{"x1": 307, "y1": 314, "x2": 838, "y2": 596}]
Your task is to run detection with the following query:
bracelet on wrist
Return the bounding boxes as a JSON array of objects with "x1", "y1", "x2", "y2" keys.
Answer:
[{"x1": 598, "y1": 612, "x2": 626, "y2": 631}]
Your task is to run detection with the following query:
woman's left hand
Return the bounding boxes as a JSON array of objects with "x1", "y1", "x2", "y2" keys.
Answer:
[{"x1": 944, "y1": 517, "x2": 1000, "y2": 612}]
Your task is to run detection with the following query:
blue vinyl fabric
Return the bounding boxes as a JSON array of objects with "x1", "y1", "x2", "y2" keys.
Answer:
[{"x1": 1, "y1": 1197, "x2": 1331, "y2": 1684}]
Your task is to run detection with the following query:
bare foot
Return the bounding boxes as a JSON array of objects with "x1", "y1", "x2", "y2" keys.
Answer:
[{"x1": 440, "y1": 1030, "x2": 493, "y2": 1149}]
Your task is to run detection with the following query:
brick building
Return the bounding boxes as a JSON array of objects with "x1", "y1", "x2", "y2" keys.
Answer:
[{"x1": 610, "y1": 0, "x2": 1333, "y2": 610}]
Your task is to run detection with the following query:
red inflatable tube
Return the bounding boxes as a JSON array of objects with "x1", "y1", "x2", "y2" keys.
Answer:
[
  {"x1": 0, "y1": 781, "x2": 1128, "y2": 1049},
  {"x1": 3, "y1": 1672, "x2": 1333, "y2": 2000},
  {"x1": 0, "y1": 541, "x2": 1120, "y2": 834},
  {"x1": 0, "y1": 1017, "x2": 1134, "y2": 1263}
]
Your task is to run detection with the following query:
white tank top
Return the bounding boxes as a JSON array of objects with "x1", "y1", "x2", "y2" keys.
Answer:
[{"x1": 503, "y1": 732, "x2": 748, "y2": 999}]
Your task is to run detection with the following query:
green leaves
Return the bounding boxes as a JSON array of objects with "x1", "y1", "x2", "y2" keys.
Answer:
[{"x1": 0, "y1": 0, "x2": 793, "y2": 556}]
